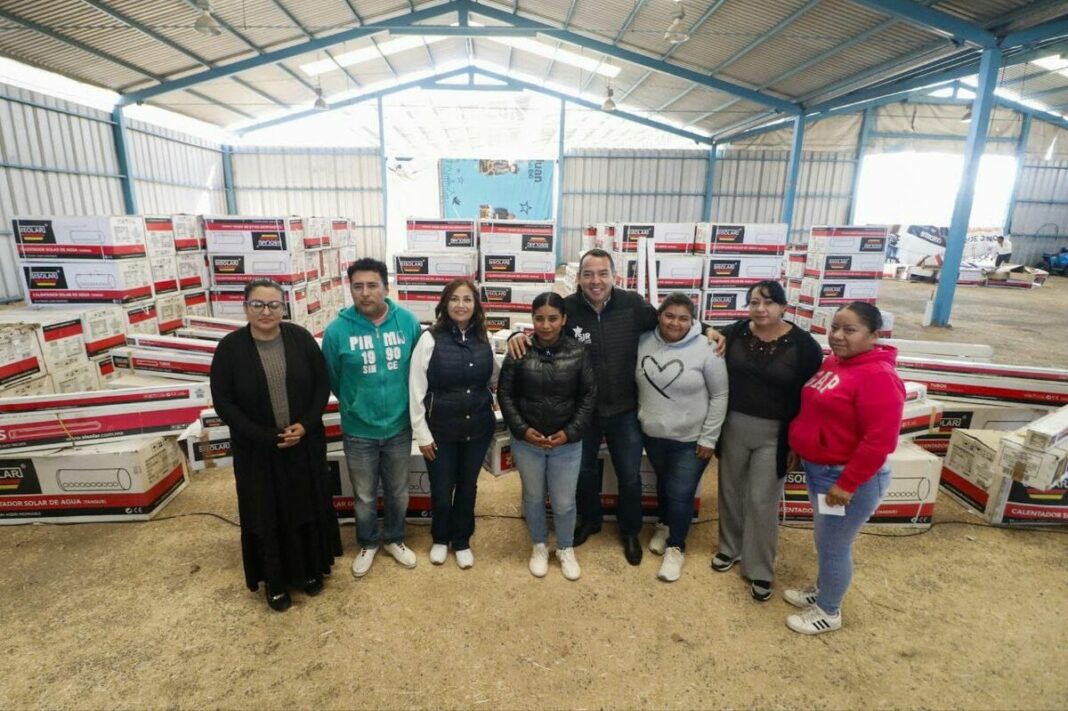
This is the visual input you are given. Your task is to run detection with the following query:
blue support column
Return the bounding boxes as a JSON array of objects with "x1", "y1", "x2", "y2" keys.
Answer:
[
  {"x1": 221, "y1": 145, "x2": 237, "y2": 214},
  {"x1": 847, "y1": 108, "x2": 874, "y2": 224},
  {"x1": 702, "y1": 146, "x2": 717, "y2": 221},
  {"x1": 781, "y1": 114, "x2": 805, "y2": 230},
  {"x1": 556, "y1": 99, "x2": 566, "y2": 265},
  {"x1": 110, "y1": 106, "x2": 137, "y2": 214},
  {"x1": 931, "y1": 48, "x2": 1002, "y2": 327},
  {"x1": 1003, "y1": 113, "x2": 1032, "y2": 236},
  {"x1": 377, "y1": 97, "x2": 389, "y2": 255}
]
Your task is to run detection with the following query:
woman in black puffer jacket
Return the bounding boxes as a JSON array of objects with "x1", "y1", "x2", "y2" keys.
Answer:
[{"x1": 498, "y1": 292, "x2": 596, "y2": 581}]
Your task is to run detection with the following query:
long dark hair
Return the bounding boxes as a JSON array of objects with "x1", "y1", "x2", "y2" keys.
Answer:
[
  {"x1": 838, "y1": 301, "x2": 884, "y2": 333},
  {"x1": 432, "y1": 278, "x2": 487, "y2": 342},
  {"x1": 531, "y1": 291, "x2": 566, "y2": 314}
]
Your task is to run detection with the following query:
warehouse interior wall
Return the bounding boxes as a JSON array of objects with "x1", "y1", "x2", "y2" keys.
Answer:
[{"x1": 1008, "y1": 120, "x2": 1068, "y2": 266}]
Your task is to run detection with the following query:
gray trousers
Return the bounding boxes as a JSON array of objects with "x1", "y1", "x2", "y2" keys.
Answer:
[{"x1": 716, "y1": 411, "x2": 784, "y2": 583}]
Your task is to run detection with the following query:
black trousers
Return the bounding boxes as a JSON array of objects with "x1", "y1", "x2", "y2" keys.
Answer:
[
  {"x1": 425, "y1": 435, "x2": 492, "y2": 550},
  {"x1": 995, "y1": 252, "x2": 1011, "y2": 266}
]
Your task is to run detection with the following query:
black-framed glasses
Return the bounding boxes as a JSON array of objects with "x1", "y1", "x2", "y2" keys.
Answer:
[{"x1": 245, "y1": 300, "x2": 284, "y2": 313}]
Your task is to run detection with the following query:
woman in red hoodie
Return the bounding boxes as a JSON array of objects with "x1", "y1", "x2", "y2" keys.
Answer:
[{"x1": 785, "y1": 302, "x2": 904, "y2": 635}]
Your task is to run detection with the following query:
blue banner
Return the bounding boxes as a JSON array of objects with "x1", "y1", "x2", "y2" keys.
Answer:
[{"x1": 440, "y1": 159, "x2": 554, "y2": 221}]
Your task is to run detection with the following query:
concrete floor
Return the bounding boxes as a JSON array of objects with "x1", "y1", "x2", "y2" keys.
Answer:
[{"x1": 1, "y1": 276, "x2": 1067, "y2": 710}]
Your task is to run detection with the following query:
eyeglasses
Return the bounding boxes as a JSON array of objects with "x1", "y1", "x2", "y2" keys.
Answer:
[{"x1": 245, "y1": 300, "x2": 284, "y2": 313}]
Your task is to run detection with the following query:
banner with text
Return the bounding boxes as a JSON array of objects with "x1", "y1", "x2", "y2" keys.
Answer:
[{"x1": 440, "y1": 159, "x2": 554, "y2": 221}]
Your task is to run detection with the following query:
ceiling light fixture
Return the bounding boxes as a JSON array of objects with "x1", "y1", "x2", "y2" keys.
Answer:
[
  {"x1": 665, "y1": 2, "x2": 690, "y2": 44},
  {"x1": 193, "y1": 0, "x2": 222, "y2": 36},
  {"x1": 313, "y1": 86, "x2": 329, "y2": 111},
  {"x1": 602, "y1": 86, "x2": 616, "y2": 112}
]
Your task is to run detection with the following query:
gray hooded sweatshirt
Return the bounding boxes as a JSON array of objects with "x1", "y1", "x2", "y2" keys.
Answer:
[{"x1": 635, "y1": 324, "x2": 729, "y2": 447}]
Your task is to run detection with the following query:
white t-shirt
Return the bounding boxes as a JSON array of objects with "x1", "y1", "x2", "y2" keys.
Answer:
[{"x1": 997, "y1": 238, "x2": 1013, "y2": 255}]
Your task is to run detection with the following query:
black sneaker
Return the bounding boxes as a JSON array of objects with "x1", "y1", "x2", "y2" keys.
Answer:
[
  {"x1": 710, "y1": 553, "x2": 740, "y2": 572},
  {"x1": 265, "y1": 583, "x2": 292, "y2": 612},
  {"x1": 303, "y1": 576, "x2": 324, "y2": 596},
  {"x1": 751, "y1": 579, "x2": 773, "y2": 602}
]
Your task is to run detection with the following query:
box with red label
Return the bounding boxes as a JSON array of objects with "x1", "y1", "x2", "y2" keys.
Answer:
[
  {"x1": 912, "y1": 398, "x2": 1045, "y2": 457},
  {"x1": 995, "y1": 433, "x2": 1068, "y2": 491},
  {"x1": 183, "y1": 424, "x2": 232, "y2": 471},
  {"x1": 899, "y1": 399, "x2": 944, "y2": 438},
  {"x1": 54, "y1": 305, "x2": 126, "y2": 357},
  {"x1": 49, "y1": 360, "x2": 100, "y2": 393},
  {"x1": 148, "y1": 255, "x2": 179, "y2": 294},
  {"x1": 143, "y1": 216, "x2": 178, "y2": 256},
  {"x1": 327, "y1": 447, "x2": 432, "y2": 523},
  {"x1": 0, "y1": 435, "x2": 187, "y2": 524},
  {"x1": 21, "y1": 258, "x2": 154, "y2": 305},
  {"x1": 612, "y1": 223, "x2": 693, "y2": 254},
  {"x1": 92, "y1": 353, "x2": 117, "y2": 383},
  {"x1": 482, "y1": 431, "x2": 515, "y2": 477},
  {"x1": 601, "y1": 453, "x2": 702, "y2": 521},
  {"x1": 0, "y1": 311, "x2": 87, "y2": 371},
  {"x1": 799, "y1": 277, "x2": 879, "y2": 306},
  {"x1": 182, "y1": 315, "x2": 244, "y2": 333},
  {"x1": 701, "y1": 288, "x2": 751, "y2": 321},
  {"x1": 479, "y1": 283, "x2": 547, "y2": 313},
  {"x1": 202, "y1": 216, "x2": 304, "y2": 253},
  {"x1": 484, "y1": 313, "x2": 524, "y2": 333},
  {"x1": 172, "y1": 214, "x2": 204, "y2": 251},
  {"x1": 0, "y1": 325, "x2": 46, "y2": 388},
  {"x1": 304, "y1": 216, "x2": 331, "y2": 249},
  {"x1": 784, "y1": 250, "x2": 807, "y2": 280},
  {"x1": 394, "y1": 251, "x2": 479, "y2": 286},
  {"x1": 807, "y1": 226, "x2": 889, "y2": 255},
  {"x1": 898, "y1": 359, "x2": 1068, "y2": 408},
  {"x1": 175, "y1": 252, "x2": 209, "y2": 291},
  {"x1": 406, "y1": 218, "x2": 477, "y2": 250},
  {"x1": 479, "y1": 220, "x2": 555, "y2": 254},
  {"x1": 804, "y1": 252, "x2": 885, "y2": 280},
  {"x1": 111, "y1": 346, "x2": 211, "y2": 380},
  {"x1": 780, "y1": 440, "x2": 939, "y2": 527},
  {"x1": 703, "y1": 255, "x2": 782, "y2": 287},
  {"x1": 650, "y1": 289, "x2": 701, "y2": 310},
  {"x1": 0, "y1": 306, "x2": 121, "y2": 360},
  {"x1": 210, "y1": 251, "x2": 306, "y2": 286},
  {"x1": 694, "y1": 223, "x2": 787, "y2": 255},
  {"x1": 647, "y1": 255, "x2": 705, "y2": 289},
  {"x1": 810, "y1": 307, "x2": 894, "y2": 337},
  {"x1": 209, "y1": 286, "x2": 306, "y2": 324},
  {"x1": 0, "y1": 374, "x2": 53, "y2": 397},
  {"x1": 182, "y1": 289, "x2": 210, "y2": 318},
  {"x1": 480, "y1": 252, "x2": 555, "y2": 284},
  {"x1": 318, "y1": 248, "x2": 340, "y2": 280},
  {"x1": 152, "y1": 292, "x2": 186, "y2": 335},
  {"x1": 12, "y1": 216, "x2": 147, "y2": 259},
  {"x1": 331, "y1": 218, "x2": 352, "y2": 247},
  {"x1": 123, "y1": 302, "x2": 158, "y2": 336},
  {"x1": 395, "y1": 287, "x2": 441, "y2": 323},
  {"x1": 791, "y1": 304, "x2": 816, "y2": 331},
  {"x1": 305, "y1": 278, "x2": 322, "y2": 315}
]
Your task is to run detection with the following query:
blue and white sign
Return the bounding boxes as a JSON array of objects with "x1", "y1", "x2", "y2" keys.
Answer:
[{"x1": 440, "y1": 159, "x2": 554, "y2": 220}]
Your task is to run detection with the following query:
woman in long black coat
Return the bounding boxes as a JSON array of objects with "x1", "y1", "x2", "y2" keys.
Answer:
[{"x1": 210, "y1": 278, "x2": 342, "y2": 612}]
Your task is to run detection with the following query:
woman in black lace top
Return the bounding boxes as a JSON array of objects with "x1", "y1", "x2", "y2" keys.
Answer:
[{"x1": 710, "y1": 280, "x2": 822, "y2": 602}]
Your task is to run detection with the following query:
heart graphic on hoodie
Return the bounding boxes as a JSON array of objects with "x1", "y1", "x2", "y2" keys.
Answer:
[{"x1": 640, "y1": 355, "x2": 684, "y2": 399}]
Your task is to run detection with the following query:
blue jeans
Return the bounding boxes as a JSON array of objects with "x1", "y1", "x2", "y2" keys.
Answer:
[
  {"x1": 425, "y1": 436, "x2": 491, "y2": 551},
  {"x1": 511, "y1": 437, "x2": 582, "y2": 548},
  {"x1": 577, "y1": 410, "x2": 644, "y2": 536},
  {"x1": 643, "y1": 435, "x2": 707, "y2": 551},
  {"x1": 344, "y1": 429, "x2": 412, "y2": 548},
  {"x1": 804, "y1": 459, "x2": 892, "y2": 615}
]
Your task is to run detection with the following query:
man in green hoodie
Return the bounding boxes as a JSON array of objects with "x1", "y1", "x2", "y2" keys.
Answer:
[{"x1": 322, "y1": 258, "x2": 424, "y2": 579}]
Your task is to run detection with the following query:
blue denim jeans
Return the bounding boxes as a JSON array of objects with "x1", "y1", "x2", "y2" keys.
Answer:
[
  {"x1": 577, "y1": 410, "x2": 644, "y2": 536},
  {"x1": 343, "y1": 429, "x2": 412, "y2": 548},
  {"x1": 643, "y1": 434, "x2": 707, "y2": 550},
  {"x1": 425, "y1": 436, "x2": 491, "y2": 551},
  {"x1": 511, "y1": 437, "x2": 582, "y2": 548},
  {"x1": 803, "y1": 459, "x2": 892, "y2": 615}
]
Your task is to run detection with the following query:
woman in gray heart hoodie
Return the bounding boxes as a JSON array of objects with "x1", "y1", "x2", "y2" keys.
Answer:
[{"x1": 635, "y1": 292, "x2": 729, "y2": 582}]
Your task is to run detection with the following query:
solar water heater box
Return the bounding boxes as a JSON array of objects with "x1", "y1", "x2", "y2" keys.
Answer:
[
  {"x1": 649, "y1": 255, "x2": 705, "y2": 289},
  {"x1": 479, "y1": 220, "x2": 555, "y2": 253},
  {"x1": 406, "y1": 219, "x2": 477, "y2": 250},
  {"x1": 480, "y1": 283, "x2": 555, "y2": 313},
  {"x1": 175, "y1": 251, "x2": 209, "y2": 291},
  {"x1": 154, "y1": 291, "x2": 187, "y2": 335},
  {"x1": 304, "y1": 216, "x2": 331, "y2": 249},
  {"x1": 143, "y1": 216, "x2": 178, "y2": 256},
  {"x1": 148, "y1": 255, "x2": 180, "y2": 295},
  {"x1": 13, "y1": 216, "x2": 147, "y2": 259},
  {"x1": 798, "y1": 277, "x2": 879, "y2": 306},
  {"x1": 804, "y1": 252, "x2": 885, "y2": 280},
  {"x1": 807, "y1": 226, "x2": 888, "y2": 255},
  {"x1": 694, "y1": 223, "x2": 787, "y2": 255},
  {"x1": 480, "y1": 252, "x2": 556, "y2": 283},
  {"x1": 395, "y1": 288, "x2": 441, "y2": 323},
  {"x1": 209, "y1": 252, "x2": 306, "y2": 286},
  {"x1": 703, "y1": 255, "x2": 783, "y2": 287},
  {"x1": 21, "y1": 259, "x2": 154, "y2": 305},
  {"x1": 613, "y1": 223, "x2": 694, "y2": 253},
  {"x1": 182, "y1": 289, "x2": 210, "y2": 317},
  {"x1": 122, "y1": 301, "x2": 158, "y2": 336},
  {"x1": 209, "y1": 286, "x2": 307, "y2": 323},
  {"x1": 701, "y1": 288, "x2": 752, "y2": 321},
  {"x1": 171, "y1": 214, "x2": 205, "y2": 251},
  {"x1": 395, "y1": 251, "x2": 479, "y2": 286},
  {"x1": 0, "y1": 311, "x2": 87, "y2": 371},
  {"x1": 0, "y1": 325, "x2": 45, "y2": 388},
  {"x1": 202, "y1": 216, "x2": 304, "y2": 253}
]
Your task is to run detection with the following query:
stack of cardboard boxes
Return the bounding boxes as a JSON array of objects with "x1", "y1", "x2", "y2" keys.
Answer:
[
  {"x1": 695, "y1": 223, "x2": 786, "y2": 325},
  {"x1": 791, "y1": 225, "x2": 888, "y2": 332},
  {"x1": 144, "y1": 215, "x2": 207, "y2": 335},
  {"x1": 394, "y1": 219, "x2": 480, "y2": 323},
  {"x1": 479, "y1": 220, "x2": 556, "y2": 333},
  {"x1": 610, "y1": 222, "x2": 704, "y2": 312}
]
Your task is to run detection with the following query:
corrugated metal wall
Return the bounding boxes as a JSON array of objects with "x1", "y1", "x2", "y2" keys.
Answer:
[
  {"x1": 1007, "y1": 120, "x2": 1068, "y2": 266},
  {"x1": 127, "y1": 119, "x2": 227, "y2": 216},
  {"x1": 230, "y1": 147, "x2": 384, "y2": 248}
]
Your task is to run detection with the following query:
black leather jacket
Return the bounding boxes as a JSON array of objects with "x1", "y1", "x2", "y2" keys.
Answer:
[{"x1": 497, "y1": 336, "x2": 596, "y2": 443}]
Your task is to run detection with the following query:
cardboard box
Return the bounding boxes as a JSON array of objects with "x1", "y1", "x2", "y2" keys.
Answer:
[
  {"x1": 123, "y1": 302, "x2": 158, "y2": 336},
  {"x1": 807, "y1": 226, "x2": 889, "y2": 255},
  {"x1": 703, "y1": 255, "x2": 782, "y2": 287},
  {"x1": 648, "y1": 255, "x2": 706, "y2": 289},
  {"x1": 394, "y1": 251, "x2": 480, "y2": 286},
  {"x1": 175, "y1": 251, "x2": 209, "y2": 291},
  {"x1": 996, "y1": 434, "x2": 1068, "y2": 491},
  {"x1": 484, "y1": 313, "x2": 523, "y2": 333},
  {"x1": 172, "y1": 214, "x2": 204, "y2": 251},
  {"x1": 0, "y1": 436, "x2": 187, "y2": 523},
  {"x1": 143, "y1": 216, "x2": 178, "y2": 256},
  {"x1": 650, "y1": 289, "x2": 702, "y2": 310},
  {"x1": 480, "y1": 252, "x2": 555, "y2": 284},
  {"x1": 154, "y1": 292, "x2": 185, "y2": 335},
  {"x1": 331, "y1": 219, "x2": 352, "y2": 248},
  {"x1": 183, "y1": 424, "x2": 233, "y2": 471},
  {"x1": 43, "y1": 305, "x2": 126, "y2": 357},
  {"x1": 897, "y1": 360, "x2": 1068, "y2": 408},
  {"x1": 12, "y1": 216, "x2": 147, "y2": 259},
  {"x1": 900, "y1": 399, "x2": 944, "y2": 438},
  {"x1": 92, "y1": 353, "x2": 117, "y2": 383},
  {"x1": 202, "y1": 216, "x2": 304, "y2": 253},
  {"x1": 701, "y1": 288, "x2": 751, "y2": 321},
  {"x1": 792, "y1": 304, "x2": 816, "y2": 331},
  {"x1": 148, "y1": 255, "x2": 179, "y2": 294},
  {"x1": 111, "y1": 347, "x2": 211, "y2": 380},
  {"x1": 780, "y1": 440, "x2": 940, "y2": 527},
  {"x1": 181, "y1": 315, "x2": 244, "y2": 333},
  {"x1": 21, "y1": 259, "x2": 154, "y2": 304},
  {"x1": 694, "y1": 223, "x2": 788, "y2": 255},
  {"x1": 0, "y1": 374, "x2": 53, "y2": 397},
  {"x1": 209, "y1": 286, "x2": 306, "y2": 323},
  {"x1": 482, "y1": 431, "x2": 515, "y2": 477},
  {"x1": 804, "y1": 252, "x2": 885, "y2": 280},
  {"x1": 912, "y1": 398, "x2": 1045, "y2": 456},
  {"x1": 479, "y1": 283, "x2": 547, "y2": 314},
  {"x1": 0, "y1": 311, "x2": 87, "y2": 371},
  {"x1": 182, "y1": 290, "x2": 210, "y2": 317},
  {"x1": 798, "y1": 277, "x2": 879, "y2": 306},
  {"x1": 480, "y1": 220, "x2": 555, "y2": 254},
  {"x1": 304, "y1": 278, "x2": 322, "y2": 315},
  {"x1": 1023, "y1": 406, "x2": 1068, "y2": 450},
  {"x1": 326, "y1": 447, "x2": 432, "y2": 522},
  {"x1": 395, "y1": 288, "x2": 440, "y2": 323},
  {"x1": 613, "y1": 223, "x2": 694, "y2": 253},
  {"x1": 49, "y1": 360, "x2": 100, "y2": 393},
  {"x1": 209, "y1": 252, "x2": 306, "y2": 286},
  {"x1": 405, "y1": 219, "x2": 477, "y2": 250},
  {"x1": 125, "y1": 333, "x2": 217, "y2": 356},
  {"x1": 784, "y1": 250, "x2": 807, "y2": 280},
  {"x1": 303, "y1": 216, "x2": 331, "y2": 250}
]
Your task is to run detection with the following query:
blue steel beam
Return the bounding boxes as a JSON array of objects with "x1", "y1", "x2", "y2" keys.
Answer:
[
  {"x1": 710, "y1": 0, "x2": 824, "y2": 76},
  {"x1": 1000, "y1": 16, "x2": 1068, "y2": 49},
  {"x1": 377, "y1": 96, "x2": 389, "y2": 251},
  {"x1": 932, "y1": 48, "x2": 1002, "y2": 327},
  {"x1": 111, "y1": 106, "x2": 137, "y2": 214},
  {"x1": 557, "y1": 99, "x2": 566, "y2": 264},
  {"x1": 1004, "y1": 113, "x2": 1032, "y2": 235},
  {"x1": 848, "y1": 0, "x2": 996, "y2": 47},
  {"x1": 702, "y1": 148, "x2": 717, "y2": 221},
  {"x1": 265, "y1": 0, "x2": 365, "y2": 89},
  {"x1": 781, "y1": 115, "x2": 806, "y2": 228},
  {"x1": 221, "y1": 145, "x2": 237, "y2": 214},
  {"x1": 846, "y1": 108, "x2": 874, "y2": 223}
]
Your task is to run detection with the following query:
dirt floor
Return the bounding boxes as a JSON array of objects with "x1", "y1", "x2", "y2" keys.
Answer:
[{"x1": 2, "y1": 278, "x2": 1068, "y2": 710}]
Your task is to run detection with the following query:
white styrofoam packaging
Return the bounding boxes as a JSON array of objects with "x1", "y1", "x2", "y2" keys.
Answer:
[
  {"x1": 123, "y1": 301, "x2": 159, "y2": 336},
  {"x1": 148, "y1": 255, "x2": 180, "y2": 295},
  {"x1": 479, "y1": 220, "x2": 555, "y2": 253},
  {"x1": 326, "y1": 446, "x2": 432, "y2": 522},
  {"x1": 703, "y1": 255, "x2": 782, "y2": 287},
  {"x1": 479, "y1": 283, "x2": 552, "y2": 314},
  {"x1": 143, "y1": 216, "x2": 178, "y2": 256},
  {"x1": 182, "y1": 289, "x2": 210, "y2": 318},
  {"x1": 1023, "y1": 406, "x2": 1068, "y2": 451},
  {"x1": 612, "y1": 223, "x2": 694, "y2": 253},
  {"x1": 804, "y1": 252, "x2": 885, "y2": 280},
  {"x1": 12, "y1": 216, "x2": 147, "y2": 259},
  {"x1": 406, "y1": 218, "x2": 477, "y2": 250},
  {"x1": 807, "y1": 226, "x2": 889, "y2": 255},
  {"x1": 798, "y1": 277, "x2": 879, "y2": 306},
  {"x1": 0, "y1": 436, "x2": 187, "y2": 524},
  {"x1": 481, "y1": 252, "x2": 555, "y2": 284},
  {"x1": 701, "y1": 288, "x2": 752, "y2": 321},
  {"x1": 202, "y1": 216, "x2": 305, "y2": 253},
  {"x1": 694, "y1": 223, "x2": 788, "y2": 255},
  {"x1": 996, "y1": 434, "x2": 1068, "y2": 491},
  {"x1": 0, "y1": 325, "x2": 46, "y2": 387},
  {"x1": 49, "y1": 359, "x2": 100, "y2": 393},
  {"x1": 482, "y1": 431, "x2": 515, "y2": 477},
  {"x1": 175, "y1": 251, "x2": 209, "y2": 291},
  {"x1": 0, "y1": 311, "x2": 87, "y2": 371},
  {"x1": 209, "y1": 252, "x2": 306, "y2": 286},
  {"x1": 154, "y1": 291, "x2": 186, "y2": 335},
  {"x1": 395, "y1": 251, "x2": 480, "y2": 286},
  {"x1": 21, "y1": 258, "x2": 154, "y2": 304}
]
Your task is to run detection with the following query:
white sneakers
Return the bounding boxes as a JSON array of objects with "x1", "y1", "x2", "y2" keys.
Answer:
[
  {"x1": 786, "y1": 604, "x2": 842, "y2": 635},
  {"x1": 657, "y1": 546, "x2": 684, "y2": 582},
  {"x1": 383, "y1": 542, "x2": 417, "y2": 568},
  {"x1": 351, "y1": 546, "x2": 378, "y2": 578},
  {"x1": 649, "y1": 523, "x2": 669, "y2": 556},
  {"x1": 556, "y1": 548, "x2": 581, "y2": 581},
  {"x1": 455, "y1": 548, "x2": 474, "y2": 569},
  {"x1": 783, "y1": 586, "x2": 819, "y2": 609},
  {"x1": 529, "y1": 543, "x2": 549, "y2": 577},
  {"x1": 429, "y1": 543, "x2": 448, "y2": 565}
]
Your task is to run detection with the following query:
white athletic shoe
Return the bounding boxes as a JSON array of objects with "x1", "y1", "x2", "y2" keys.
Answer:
[
  {"x1": 657, "y1": 546, "x2": 684, "y2": 582},
  {"x1": 351, "y1": 546, "x2": 378, "y2": 578},
  {"x1": 529, "y1": 543, "x2": 549, "y2": 578},
  {"x1": 783, "y1": 586, "x2": 819, "y2": 609},
  {"x1": 649, "y1": 523, "x2": 669, "y2": 556},
  {"x1": 455, "y1": 548, "x2": 474, "y2": 569},
  {"x1": 557, "y1": 547, "x2": 581, "y2": 581},
  {"x1": 383, "y1": 542, "x2": 417, "y2": 568},
  {"x1": 429, "y1": 543, "x2": 448, "y2": 565},
  {"x1": 786, "y1": 605, "x2": 842, "y2": 635}
]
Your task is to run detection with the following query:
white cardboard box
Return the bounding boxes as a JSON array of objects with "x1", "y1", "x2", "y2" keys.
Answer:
[
  {"x1": 703, "y1": 255, "x2": 782, "y2": 287},
  {"x1": 0, "y1": 373, "x2": 53, "y2": 397},
  {"x1": 649, "y1": 255, "x2": 706, "y2": 289},
  {"x1": 480, "y1": 252, "x2": 555, "y2": 284},
  {"x1": 148, "y1": 255, "x2": 180, "y2": 294},
  {"x1": 1023, "y1": 406, "x2": 1068, "y2": 450},
  {"x1": 46, "y1": 305, "x2": 126, "y2": 357},
  {"x1": 0, "y1": 311, "x2": 87, "y2": 371},
  {"x1": 0, "y1": 325, "x2": 46, "y2": 387},
  {"x1": 182, "y1": 290, "x2": 210, "y2": 317},
  {"x1": 209, "y1": 252, "x2": 306, "y2": 286},
  {"x1": 125, "y1": 333, "x2": 217, "y2": 356},
  {"x1": 202, "y1": 216, "x2": 305, "y2": 252},
  {"x1": 701, "y1": 288, "x2": 752, "y2": 321},
  {"x1": 182, "y1": 423, "x2": 233, "y2": 471},
  {"x1": 804, "y1": 252, "x2": 885, "y2": 280},
  {"x1": 395, "y1": 288, "x2": 441, "y2": 323},
  {"x1": 143, "y1": 216, "x2": 178, "y2": 256},
  {"x1": 49, "y1": 360, "x2": 100, "y2": 393},
  {"x1": 209, "y1": 286, "x2": 307, "y2": 323},
  {"x1": 12, "y1": 216, "x2": 147, "y2": 260},
  {"x1": 123, "y1": 301, "x2": 158, "y2": 336},
  {"x1": 155, "y1": 292, "x2": 186, "y2": 335},
  {"x1": 912, "y1": 398, "x2": 1046, "y2": 457},
  {"x1": 172, "y1": 214, "x2": 204, "y2": 251},
  {"x1": 807, "y1": 226, "x2": 889, "y2": 255},
  {"x1": 111, "y1": 346, "x2": 212, "y2": 380},
  {"x1": 479, "y1": 220, "x2": 555, "y2": 253},
  {"x1": 613, "y1": 223, "x2": 694, "y2": 254},
  {"x1": 694, "y1": 223, "x2": 787, "y2": 255},
  {"x1": 483, "y1": 431, "x2": 515, "y2": 477},
  {"x1": 331, "y1": 218, "x2": 352, "y2": 248},
  {"x1": 406, "y1": 218, "x2": 477, "y2": 250},
  {"x1": 394, "y1": 251, "x2": 480, "y2": 286},
  {"x1": 479, "y1": 283, "x2": 547, "y2": 313},
  {"x1": 798, "y1": 277, "x2": 879, "y2": 306},
  {"x1": 175, "y1": 251, "x2": 209, "y2": 291},
  {"x1": 21, "y1": 259, "x2": 154, "y2": 304},
  {"x1": 303, "y1": 216, "x2": 331, "y2": 249},
  {"x1": 996, "y1": 434, "x2": 1068, "y2": 490}
]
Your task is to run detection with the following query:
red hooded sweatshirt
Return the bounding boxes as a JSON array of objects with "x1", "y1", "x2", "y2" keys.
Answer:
[{"x1": 788, "y1": 344, "x2": 905, "y2": 493}]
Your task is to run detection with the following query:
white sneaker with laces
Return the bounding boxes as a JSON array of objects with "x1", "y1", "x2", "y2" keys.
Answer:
[
  {"x1": 649, "y1": 523, "x2": 669, "y2": 556},
  {"x1": 429, "y1": 543, "x2": 448, "y2": 565},
  {"x1": 383, "y1": 542, "x2": 417, "y2": 568},
  {"x1": 529, "y1": 543, "x2": 549, "y2": 578},
  {"x1": 557, "y1": 547, "x2": 581, "y2": 581},
  {"x1": 786, "y1": 604, "x2": 842, "y2": 635},
  {"x1": 657, "y1": 546, "x2": 685, "y2": 582},
  {"x1": 351, "y1": 546, "x2": 378, "y2": 578},
  {"x1": 783, "y1": 586, "x2": 819, "y2": 609},
  {"x1": 455, "y1": 548, "x2": 474, "y2": 569}
]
